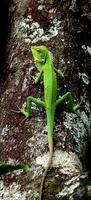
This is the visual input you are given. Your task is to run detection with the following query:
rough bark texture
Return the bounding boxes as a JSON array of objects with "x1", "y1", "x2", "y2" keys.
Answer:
[{"x1": 0, "y1": 0, "x2": 91, "y2": 199}]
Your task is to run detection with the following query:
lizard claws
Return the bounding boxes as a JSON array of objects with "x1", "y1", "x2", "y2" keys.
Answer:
[
  {"x1": 12, "y1": 105, "x2": 29, "y2": 126},
  {"x1": 11, "y1": 105, "x2": 22, "y2": 113}
]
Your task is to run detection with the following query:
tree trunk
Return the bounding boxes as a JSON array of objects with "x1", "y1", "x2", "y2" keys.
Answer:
[{"x1": 0, "y1": 0, "x2": 91, "y2": 199}]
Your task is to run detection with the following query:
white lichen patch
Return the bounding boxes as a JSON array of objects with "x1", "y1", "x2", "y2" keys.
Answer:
[
  {"x1": 17, "y1": 11, "x2": 62, "y2": 44},
  {"x1": 0, "y1": 125, "x2": 9, "y2": 136},
  {"x1": 37, "y1": 5, "x2": 45, "y2": 10},
  {"x1": 56, "y1": 175, "x2": 80, "y2": 198},
  {"x1": 36, "y1": 149, "x2": 82, "y2": 172},
  {"x1": 64, "y1": 111, "x2": 90, "y2": 134},
  {"x1": 79, "y1": 72, "x2": 89, "y2": 85},
  {"x1": 22, "y1": 77, "x2": 27, "y2": 92},
  {"x1": 21, "y1": 66, "x2": 33, "y2": 92},
  {"x1": 0, "y1": 125, "x2": 10, "y2": 142},
  {"x1": 81, "y1": 45, "x2": 86, "y2": 51},
  {"x1": 7, "y1": 158, "x2": 17, "y2": 165},
  {"x1": 0, "y1": 181, "x2": 27, "y2": 200},
  {"x1": 63, "y1": 110, "x2": 90, "y2": 154},
  {"x1": 38, "y1": 0, "x2": 44, "y2": 3},
  {"x1": 87, "y1": 46, "x2": 91, "y2": 55},
  {"x1": 82, "y1": 45, "x2": 91, "y2": 55}
]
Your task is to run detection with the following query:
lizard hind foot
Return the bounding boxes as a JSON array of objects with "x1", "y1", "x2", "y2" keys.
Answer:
[
  {"x1": 12, "y1": 105, "x2": 30, "y2": 126},
  {"x1": 11, "y1": 105, "x2": 22, "y2": 113},
  {"x1": 18, "y1": 107, "x2": 30, "y2": 126}
]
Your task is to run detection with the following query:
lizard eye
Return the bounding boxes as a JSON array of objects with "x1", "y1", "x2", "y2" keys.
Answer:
[{"x1": 37, "y1": 49, "x2": 41, "y2": 53}]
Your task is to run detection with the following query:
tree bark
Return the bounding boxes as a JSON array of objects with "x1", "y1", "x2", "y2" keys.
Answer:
[{"x1": 0, "y1": 0, "x2": 91, "y2": 199}]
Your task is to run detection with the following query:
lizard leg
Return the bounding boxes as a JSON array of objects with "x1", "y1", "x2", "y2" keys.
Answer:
[
  {"x1": 19, "y1": 96, "x2": 45, "y2": 118},
  {"x1": 34, "y1": 70, "x2": 43, "y2": 84},
  {"x1": 54, "y1": 67, "x2": 64, "y2": 78},
  {"x1": 56, "y1": 92, "x2": 80, "y2": 112},
  {"x1": 13, "y1": 97, "x2": 45, "y2": 126}
]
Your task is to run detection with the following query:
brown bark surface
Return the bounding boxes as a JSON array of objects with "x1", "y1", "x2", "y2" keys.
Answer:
[{"x1": 0, "y1": 0, "x2": 91, "y2": 199}]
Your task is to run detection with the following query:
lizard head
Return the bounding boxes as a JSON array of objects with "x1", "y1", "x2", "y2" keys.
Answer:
[{"x1": 31, "y1": 46, "x2": 48, "y2": 64}]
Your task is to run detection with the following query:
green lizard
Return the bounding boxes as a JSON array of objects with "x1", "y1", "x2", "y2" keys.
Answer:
[{"x1": 15, "y1": 46, "x2": 80, "y2": 200}]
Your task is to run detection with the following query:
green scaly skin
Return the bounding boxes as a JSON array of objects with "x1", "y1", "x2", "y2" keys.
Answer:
[
  {"x1": 0, "y1": 163, "x2": 29, "y2": 175},
  {"x1": 15, "y1": 46, "x2": 80, "y2": 200}
]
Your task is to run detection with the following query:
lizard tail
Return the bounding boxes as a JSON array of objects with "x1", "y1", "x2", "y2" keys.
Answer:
[{"x1": 39, "y1": 143, "x2": 53, "y2": 200}]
